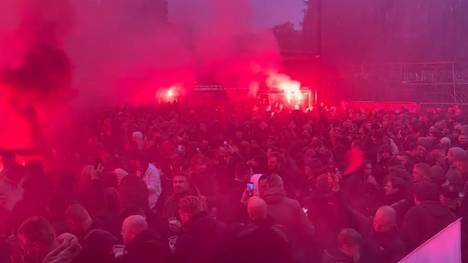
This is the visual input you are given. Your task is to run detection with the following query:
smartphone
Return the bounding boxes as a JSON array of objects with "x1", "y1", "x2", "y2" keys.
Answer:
[
  {"x1": 112, "y1": 244, "x2": 125, "y2": 258},
  {"x1": 246, "y1": 182, "x2": 255, "y2": 197}
]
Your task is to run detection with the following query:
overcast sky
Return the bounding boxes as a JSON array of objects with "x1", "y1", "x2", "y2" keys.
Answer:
[
  {"x1": 169, "y1": 0, "x2": 305, "y2": 30},
  {"x1": 251, "y1": 0, "x2": 304, "y2": 29}
]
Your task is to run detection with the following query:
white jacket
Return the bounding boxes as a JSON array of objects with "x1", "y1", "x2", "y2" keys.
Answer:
[{"x1": 142, "y1": 163, "x2": 162, "y2": 209}]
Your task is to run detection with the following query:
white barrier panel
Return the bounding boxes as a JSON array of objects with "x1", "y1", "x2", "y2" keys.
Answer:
[{"x1": 399, "y1": 218, "x2": 461, "y2": 263}]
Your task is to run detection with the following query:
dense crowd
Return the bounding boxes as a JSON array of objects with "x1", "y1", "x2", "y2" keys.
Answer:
[{"x1": 1, "y1": 102, "x2": 468, "y2": 263}]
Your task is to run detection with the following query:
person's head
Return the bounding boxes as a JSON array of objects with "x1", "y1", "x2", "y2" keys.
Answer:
[
  {"x1": 17, "y1": 217, "x2": 57, "y2": 262},
  {"x1": 373, "y1": 206, "x2": 397, "y2": 233},
  {"x1": 412, "y1": 163, "x2": 432, "y2": 183},
  {"x1": 447, "y1": 147, "x2": 467, "y2": 165},
  {"x1": 247, "y1": 197, "x2": 268, "y2": 224},
  {"x1": 383, "y1": 176, "x2": 406, "y2": 196},
  {"x1": 440, "y1": 184, "x2": 460, "y2": 209},
  {"x1": 267, "y1": 153, "x2": 282, "y2": 172},
  {"x1": 172, "y1": 175, "x2": 191, "y2": 195},
  {"x1": 337, "y1": 228, "x2": 362, "y2": 259},
  {"x1": 258, "y1": 174, "x2": 284, "y2": 198},
  {"x1": 458, "y1": 134, "x2": 468, "y2": 146},
  {"x1": 65, "y1": 204, "x2": 93, "y2": 237},
  {"x1": 178, "y1": 195, "x2": 206, "y2": 224},
  {"x1": 454, "y1": 159, "x2": 468, "y2": 177},
  {"x1": 81, "y1": 229, "x2": 118, "y2": 261},
  {"x1": 440, "y1": 137, "x2": 451, "y2": 148},
  {"x1": 429, "y1": 165, "x2": 446, "y2": 186},
  {"x1": 413, "y1": 181, "x2": 440, "y2": 205},
  {"x1": 121, "y1": 215, "x2": 148, "y2": 245},
  {"x1": 412, "y1": 144, "x2": 427, "y2": 160}
]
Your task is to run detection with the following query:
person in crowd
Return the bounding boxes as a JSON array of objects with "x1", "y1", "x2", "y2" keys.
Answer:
[
  {"x1": 412, "y1": 163, "x2": 432, "y2": 183},
  {"x1": 78, "y1": 164, "x2": 106, "y2": 217},
  {"x1": 366, "y1": 206, "x2": 406, "y2": 263},
  {"x1": 173, "y1": 195, "x2": 224, "y2": 263},
  {"x1": 117, "y1": 167, "x2": 149, "y2": 213},
  {"x1": 401, "y1": 181, "x2": 456, "y2": 251},
  {"x1": 322, "y1": 228, "x2": 376, "y2": 263},
  {"x1": 217, "y1": 164, "x2": 252, "y2": 223},
  {"x1": 120, "y1": 215, "x2": 169, "y2": 263},
  {"x1": 305, "y1": 173, "x2": 352, "y2": 251},
  {"x1": 446, "y1": 147, "x2": 467, "y2": 190},
  {"x1": 74, "y1": 229, "x2": 118, "y2": 263},
  {"x1": 440, "y1": 184, "x2": 462, "y2": 216},
  {"x1": 64, "y1": 204, "x2": 99, "y2": 241},
  {"x1": 383, "y1": 176, "x2": 408, "y2": 206},
  {"x1": 92, "y1": 187, "x2": 122, "y2": 237},
  {"x1": 130, "y1": 158, "x2": 162, "y2": 210},
  {"x1": 4, "y1": 103, "x2": 468, "y2": 263},
  {"x1": 0, "y1": 151, "x2": 25, "y2": 212},
  {"x1": 12, "y1": 161, "x2": 52, "y2": 229},
  {"x1": 258, "y1": 174, "x2": 316, "y2": 263},
  {"x1": 223, "y1": 196, "x2": 293, "y2": 263},
  {"x1": 17, "y1": 217, "x2": 81, "y2": 263},
  {"x1": 160, "y1": 174, "x2": 200, "y2": 220},
  {"x1": 429, "y1": 165, "x2": 446, "y2": 186},
  {"x1": 342, "y1": 161, "x2": 381, "y2": 216}
]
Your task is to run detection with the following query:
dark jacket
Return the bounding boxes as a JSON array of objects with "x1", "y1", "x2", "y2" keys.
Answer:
[
  {"x1": 173, "y1": 213, "x2": 224, "y2": 263},
  {"x1": 262, "y1": 186, "x2": 316, "y2": 263},
  {"x1": 75, "y1": 229, "x2": 118, "y2": 263},
  {"x1": 118, "y1": 175, "x2": 149, "y2": 212},
  {"x1": 401, "y1": 200, "x2": 456, "y2": 252},
  {"x1": 342, "y1": 172, "x2": 381, "y2": 216},
  {"x1": 305, "y1": 191, "x2": 353, "y2": 250},
  {"x1": 121, "y1": 230, "x2": 169, "y2": 263},
  {"x1": 262, "y1": 186, "x2": 315, "y2": 237},
  {"x1": 223, "y1": 221, "x2": 293, "y2": 263},
  {"x1": 321, "y1": 245, "x2": 377, "y2": 263},
  {"x1": 348, "y1": 208, "x2": 406, "y2": 263},
  {"x1": 366, "y1": 229, "x2": 406, "y2": 263}
]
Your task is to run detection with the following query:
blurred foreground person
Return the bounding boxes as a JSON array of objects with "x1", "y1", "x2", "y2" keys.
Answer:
[
  {"x1": 17, "y1": 217, "x2": 81, "y2": 263},
  {"x1": 401, "y1": 181, "x2": 456, "y2": 251},
  {"x1": 74, "y1": 229, "x2": 118, "y2": 263},
  {"x1": 223, "y1": 196, "x2": 293, "y2": 263},
  {"x1": 173, "y1": 195, "x2": 224, "y2": 263},
  {"x1": 366, "y1": 206, "x2": 406, "y2": 263},
  {"x1": 258, "y1": 174, "x2": 316, "y2": 263},
  {"x1": 120, "y1": 215, "x2": 169, "y2": 263},
  {"x1": 64, "y1": 204, "x2": 97, "y2": 241},
  {"x1": 322, "y1": 228, "x2": 376, "y2": 263}
]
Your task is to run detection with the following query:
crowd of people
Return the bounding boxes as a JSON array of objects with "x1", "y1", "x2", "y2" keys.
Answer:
[{"x1": 1, "y1": 102, "x2": 468, "y2": 263}]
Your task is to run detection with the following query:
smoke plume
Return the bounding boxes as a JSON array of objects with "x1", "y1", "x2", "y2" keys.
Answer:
[{"x1": 0, "y1": 0, "x2": 281, "y2": 151}]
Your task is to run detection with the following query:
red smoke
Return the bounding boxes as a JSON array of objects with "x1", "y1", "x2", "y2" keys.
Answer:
[
  {"x1": 0, "y1": 0, "x2": 283, "y2": 151},
  {"x1": 0, "y1": 0, "x2": 75, "y2": 152}
]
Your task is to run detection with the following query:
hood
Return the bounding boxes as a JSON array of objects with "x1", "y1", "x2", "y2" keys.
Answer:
[{"x1": 262, "y1": 186, "x2": 286, "y2": 204}]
